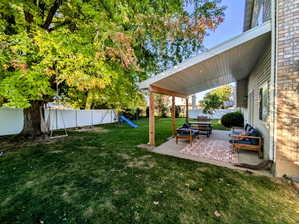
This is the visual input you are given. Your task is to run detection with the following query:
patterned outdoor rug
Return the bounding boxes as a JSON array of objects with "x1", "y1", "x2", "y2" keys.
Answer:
[{"x1": 180, "y1": 137, "x2": 238, "y2": 164}]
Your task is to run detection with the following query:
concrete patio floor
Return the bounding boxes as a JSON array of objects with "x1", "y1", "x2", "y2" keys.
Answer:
[{"x1": 152, "y1": 130, "x2": 272, "y2": 176}]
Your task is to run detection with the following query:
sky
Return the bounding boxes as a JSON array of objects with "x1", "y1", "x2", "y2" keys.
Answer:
[{"x1": 196, "y1": 0, "x2": 245, "y2": 100}]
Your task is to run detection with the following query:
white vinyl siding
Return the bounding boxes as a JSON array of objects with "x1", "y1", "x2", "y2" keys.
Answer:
[{"x1": 246, "y1": 43, "x2": 271, "y2": 159}]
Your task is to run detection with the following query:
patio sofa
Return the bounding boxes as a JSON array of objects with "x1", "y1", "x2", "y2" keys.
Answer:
[{"x1": 230, "y1": 124, "x2": 263, "y2": 158}]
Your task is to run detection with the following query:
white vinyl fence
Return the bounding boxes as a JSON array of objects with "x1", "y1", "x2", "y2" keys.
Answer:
[
  {"x1": 189, "y1": 109, "x2": 235, "y2": 120},
  {"x1": 0, "y1": 108, "x2": 24, "y2": 136},
  {"x1": 0, "y1": 108, "x2": 118, "y2": 136}
]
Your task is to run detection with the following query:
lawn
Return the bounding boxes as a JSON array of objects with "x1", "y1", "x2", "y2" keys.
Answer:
[
  {"x1": 211, "y1": 119, "x2": 229, "y2": 130},
  {"x1": 0, "y1": 119, "x2": 298, "y2": 224}
]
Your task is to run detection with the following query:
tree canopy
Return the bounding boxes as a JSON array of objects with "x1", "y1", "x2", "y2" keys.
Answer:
[
  {"x1": 200, "y1": 93, "x2": 222, "y2": 114},
  {"x1": 199, "y1": 85, "x2": 232, "y2": 114},
  {"x1": 0, "y1": 0, "x2": 225, "y2": 111},
  {"x1": 209, "y1": 85, "x2": 232, "y2": 103}
]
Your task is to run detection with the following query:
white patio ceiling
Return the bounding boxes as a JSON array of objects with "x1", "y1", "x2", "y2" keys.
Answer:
[{"x1": 138, "y1": 21, "x2": 271, "y2": 96}]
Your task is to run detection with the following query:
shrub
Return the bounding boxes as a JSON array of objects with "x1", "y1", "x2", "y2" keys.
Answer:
[
  {"x1": 160, "y1": 104, "x2": 168, "y2": 118},
  {"x1": 221, "y1": 111, "x2": 244, "y2": 128},
  {"x1": 175, "y1": 106, "x2": 181, "y2": 118}
]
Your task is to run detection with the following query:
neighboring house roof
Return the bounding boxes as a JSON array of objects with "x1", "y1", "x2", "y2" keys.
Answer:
[{"x1": 138, "y1": 21, "x2": 271, "y2": 96}]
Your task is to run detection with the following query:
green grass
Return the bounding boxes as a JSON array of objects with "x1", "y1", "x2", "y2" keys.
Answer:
[
  {"x1": 211, "y1": 119, "x2": 229, "y2": 130},
  {"x1": 0, "y1": 118, "x2": 298, "y2": 224}
]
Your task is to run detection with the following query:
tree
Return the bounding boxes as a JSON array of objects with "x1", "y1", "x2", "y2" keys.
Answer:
[
  {"x1": 200, "y1": 93, "x2": 222, "y2": 114},
  {"x1": 155, "y1": 95, "x2": 170, "y2": 118},
  {"x1": 209, "y1": 85, "x2": 232, "y2": 105},
  {"x1": 0, "y1": 0, "x2": 225, "y2": 137}
]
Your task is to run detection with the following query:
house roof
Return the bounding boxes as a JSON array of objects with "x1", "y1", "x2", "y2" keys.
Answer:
[{"x1": 138, "y1": 21, "x2": 271, "y2": 96}]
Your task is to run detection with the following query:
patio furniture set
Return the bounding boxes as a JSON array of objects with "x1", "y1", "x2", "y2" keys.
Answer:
[{"x1": 176, "y1": 118, "x2": 263, "y2": 158}]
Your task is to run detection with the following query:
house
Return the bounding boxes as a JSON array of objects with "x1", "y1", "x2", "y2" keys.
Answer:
[{"x1": 139, "y1": 0, "x2": 299, "y2": 178}]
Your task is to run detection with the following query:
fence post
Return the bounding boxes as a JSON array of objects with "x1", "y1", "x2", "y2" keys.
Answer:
[
  {"x1": 91, "y1": 110, "x2": 93, "y2": 126},
  {"x1": 75, "y1": 110, "x2": 78, "y2": 128}
]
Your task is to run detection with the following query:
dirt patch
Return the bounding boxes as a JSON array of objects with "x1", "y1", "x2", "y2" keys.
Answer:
[
  {"x1": 141, "y1": 155, "x2": 152, "y2": 159},
  {"x1": 48, "y1": 150, "x2": 64, "y2": 154},
  {"x1": 118, "y1": 153, "x2": 131, "y2": 160},
  {"x1": 127, "y1": 160, "x2": 146, "y2": 168},
  {"x1": 137, "y1": 144, "x2": 155, "y2": 151},
  {"x1": 127, "y1": 158, "x2": 156, "y2": 169},
  {"x1": 196, "y1": 167, "x2": 211, "y2": 172},
  {"x1": 74, "y1": 127, "x2": 109, "y2": 133},
  {"x1": 84, "y1": 206, "x2": 94, "y2": 217},
  {"x1": 0, "y1": 136, "x2": 66, "y2": 152}
]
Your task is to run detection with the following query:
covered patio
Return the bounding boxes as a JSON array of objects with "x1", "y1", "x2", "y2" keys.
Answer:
[
  {"x1": 139, "y1": 22, "x2": 271, "y2": 173},
  {"x1": 153, "y1": 130, "x2": 271, "y2": 176}
]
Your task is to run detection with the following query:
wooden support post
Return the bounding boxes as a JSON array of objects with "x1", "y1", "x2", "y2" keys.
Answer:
[
  {"x1": 186, "y1": 97, "x2": 189, "y2": 123},
  {"x1": 172, "y1": 96, "x2": 176, "y2": 136},
  {"x1": 149, "y1": 91, "x2": 155, "y2": 146}
]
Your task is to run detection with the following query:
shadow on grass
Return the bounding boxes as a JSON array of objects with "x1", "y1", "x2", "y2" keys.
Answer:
[{"x1": 0, "y1": 119, "x2": 298, "y2": 224}]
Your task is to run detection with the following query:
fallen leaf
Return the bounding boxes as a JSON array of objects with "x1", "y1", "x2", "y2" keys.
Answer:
[
  {"x1": 153, "y1": 201, "x2": 159, "y2": 205},
  {"x1": 214, "y1": 211, "x2": 221, "y2": 217},
  {"x1": 198, "y1": 188, "x2": 203, "y2": 192}
]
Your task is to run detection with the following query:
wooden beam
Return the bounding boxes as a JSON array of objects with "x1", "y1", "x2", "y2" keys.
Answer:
[
  {"x1": 186, "y1": 97, "x2": 189, "y2": 123},
  {"x1": 149, "y1": 85, "x2": 189, "y2": 98},
  {"x1": 171, "y1": 96, "x2": 176, "y2": 136},
  {"x1": 149, "y1": 91, "x2": 155, "y2": 146}
]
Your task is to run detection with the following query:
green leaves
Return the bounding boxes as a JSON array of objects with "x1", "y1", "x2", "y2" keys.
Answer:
[
  {"x1": 201, "y1": 94, "x2": 223, "y2": 114},
  {"x1": 199, "y1": 85, "x2": 232, "y2": 114},
  {"x1": 0, "y1": 0, "x2": 225, "y2": 110}
]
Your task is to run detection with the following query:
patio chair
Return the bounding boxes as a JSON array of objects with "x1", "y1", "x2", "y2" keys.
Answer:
[
  {"x1": 231, "y1": 123, "x2": 252, "y2": 136},
  {"x1": 176, "y1": 123, "x2": 199, "y2": 145},
  {"x1": 230, "y1": 127, "x2": 263, "y2": 158}
]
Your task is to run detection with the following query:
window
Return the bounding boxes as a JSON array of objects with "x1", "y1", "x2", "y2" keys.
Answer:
[
  {"x1": 259, "y1": 83, "x2": 269, "y2": 121},
  {"x1": 257, "y1": 4, "x2": 264, "y2": 26},
  {"x1": 248, "y1": 91, "x2": 254, "y2": 125}
]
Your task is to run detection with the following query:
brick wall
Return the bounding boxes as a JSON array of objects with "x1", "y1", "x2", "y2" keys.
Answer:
[{"x1": 275, "y1": 0, "x2": 299, "y2": 177}]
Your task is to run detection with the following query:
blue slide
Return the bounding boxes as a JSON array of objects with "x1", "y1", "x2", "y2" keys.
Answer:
[{"x1": 119, "y1": 115, "x2": 138, "y2": 128}]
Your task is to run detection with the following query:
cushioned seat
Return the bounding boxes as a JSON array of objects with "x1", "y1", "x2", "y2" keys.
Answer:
[
  {"x1": 230, "y1": 125, "x2": 263, "y2": 158},
  {"x1": 248, "y1": 129, "x2": 259, "y2": 145},
  {"x1": 231, "y1": 129, "x2": 243, "y2": 135},
  {"x1": 177, "y1": 128, "x2": 199, "y2": 136},
  {"x1": 176, "y1": 125, "x2": 200, "y2": 145},
  {"x1": 229, "y1": 139, "x2": 251, "y2": 144}
]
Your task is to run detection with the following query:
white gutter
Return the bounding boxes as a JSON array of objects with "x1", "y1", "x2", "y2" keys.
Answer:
[{"x1": 270, "y1": 0, "x2": 277, "y2": 162}]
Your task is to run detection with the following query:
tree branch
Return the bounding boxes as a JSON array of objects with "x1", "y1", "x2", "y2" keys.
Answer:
[
  {"x1": 24, "y1": 10, "x2": 34, "y2": 32},
  {"x1": 42, "y1": 0, "x2": 63, "y2": 30}
]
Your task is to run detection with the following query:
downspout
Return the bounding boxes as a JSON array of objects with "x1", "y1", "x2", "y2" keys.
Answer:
[{"x1": 270, "y1": 0, "x2": 277, "y2": 162}]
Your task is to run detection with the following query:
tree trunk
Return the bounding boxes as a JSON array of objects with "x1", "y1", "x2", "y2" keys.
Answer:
[{"x1": 21, "y1": 101, "x2": 43, "y2": 138}]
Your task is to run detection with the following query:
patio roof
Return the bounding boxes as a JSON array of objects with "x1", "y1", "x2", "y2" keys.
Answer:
[{"x1": 138, "y1": 21, "x2": 271, "y2": 96}]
